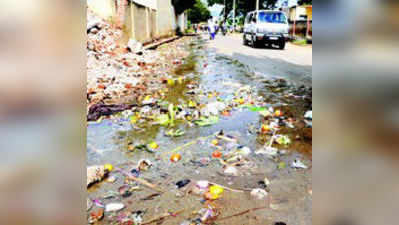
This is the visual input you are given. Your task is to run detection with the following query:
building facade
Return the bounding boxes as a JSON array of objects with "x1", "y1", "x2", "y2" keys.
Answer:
[{"x1": 87, "y1": 0, "x2": 187, "y2": 44}]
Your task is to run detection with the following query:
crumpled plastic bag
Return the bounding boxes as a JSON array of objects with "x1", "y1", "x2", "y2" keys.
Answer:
[{"x1": 201, "y1": 102, "x2": 226, "y2": 116}]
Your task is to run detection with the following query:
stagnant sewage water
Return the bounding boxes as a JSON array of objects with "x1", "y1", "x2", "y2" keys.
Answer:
[{"x1": 87, "y1": 36, "x2": 311, "y2": 225}]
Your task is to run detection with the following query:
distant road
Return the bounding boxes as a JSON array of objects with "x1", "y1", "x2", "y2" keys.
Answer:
[{"x1": 206, "y1": 33, "x2": 312, "y2": 87}]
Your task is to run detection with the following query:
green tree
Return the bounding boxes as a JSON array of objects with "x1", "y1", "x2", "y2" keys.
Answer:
[
  {"x1": 172, "y1": 0, "x2": 196, "y2": 15},
  {"x1": 298, "y1": 0, "x2": 312, "y2": 5},
  {"x1": 208, "y1": 0, "x2": 279, "y2": 21},
  {"x1": 263, "y1": 0, "x2": 279, "y2": 9},
  {"x1": 187, "y1": 0, "x2": 211, "y2": 23}
]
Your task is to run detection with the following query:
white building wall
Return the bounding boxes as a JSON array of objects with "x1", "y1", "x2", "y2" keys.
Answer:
[
  {"x1": 87, "y1": 0, "x2": 115, "y2": 20},
  {"x1": 156, "y1": 0, "x2": 176, "y2": 37}
]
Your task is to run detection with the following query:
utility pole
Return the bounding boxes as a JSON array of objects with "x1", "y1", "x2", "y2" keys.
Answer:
[
  {"x1": 233, "y1": 0, "x2": 236, "y2": 30},
  {"x1": 293, "y1": 6, "x2": 296, "y2": 37},
  {"x1": 256, "y1": 0, "x2": 259, "y2": 11},
  {"x1": 223, "y1": 0, "x2": 226, "y2": 21}
]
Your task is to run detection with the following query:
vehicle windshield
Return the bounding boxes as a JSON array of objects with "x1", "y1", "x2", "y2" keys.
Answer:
[{"x1": 258, "y1": 12, "x2": 287, "y2": 24}]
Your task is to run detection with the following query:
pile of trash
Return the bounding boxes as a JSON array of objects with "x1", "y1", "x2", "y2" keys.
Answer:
[
  {"x1": 86, "y1": 125, "x2": 308, "y2": 224},
  {"x1": 87, "y1": 8, "x2": 190, "y2": 120},
  {"x1": 87, "y1": 154, "x2": 271, "y2": 224},
  {"x1": 86, "y1": 80, "x2": 311, "y2": 223}
]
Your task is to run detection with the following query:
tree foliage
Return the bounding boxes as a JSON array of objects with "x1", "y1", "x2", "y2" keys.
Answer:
[
  {"x1": 187, "y1": 0, "x2": 211, "y2": 23},
  {"x1": 263, "y1": 0, "x2": 279, "y2": 9},
  {"x1": 172, "y1": 0, "x2": 196, "y2": 15},
  {"x1": 298, "y1": 0, "x2": 312, "y2": 5},
  {"x1": 208, "y1": 0, "x2": 279, "y2": 21}
]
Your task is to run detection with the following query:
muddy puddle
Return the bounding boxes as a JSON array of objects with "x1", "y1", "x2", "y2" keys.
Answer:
[{"x1": 87, "y1": 36, "x2": 312, "y2": 225}]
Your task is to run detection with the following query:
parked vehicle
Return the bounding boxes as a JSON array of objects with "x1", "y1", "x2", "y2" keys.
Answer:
[{"x1": 243, "y1": 10, "x2": 289, "y2": 49}]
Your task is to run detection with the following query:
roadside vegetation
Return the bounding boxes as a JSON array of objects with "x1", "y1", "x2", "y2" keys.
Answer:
[{"x1": 292, "y1": 39, "x2": 308, "y2": 46}]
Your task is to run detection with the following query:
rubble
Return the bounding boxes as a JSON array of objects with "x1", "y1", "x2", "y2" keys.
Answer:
[
  {"x1": 127, "y1": 38, "x2": 143, "y2": 53},
  {"x1": 250, "y1": 188, "x2": 269, "y2": 200},
  {"x1": 87, "y1": 164, "x2": 113, "y2": 187},
  {"x1": 87, "y1": 9, "x2": 190, "y2": 121}
]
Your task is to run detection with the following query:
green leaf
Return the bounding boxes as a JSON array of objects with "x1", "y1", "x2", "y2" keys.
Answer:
[
  {"x1": 194, "y1": 116, "x2": 219, "y2": 126},
  {"x1": 276, "y1": 135, "x2": 291, "y2": 145},
  {"x1": 246, "y1": 105, "x2": 267, "y2": 112},
  {"x1": 130, "y1": 115, "x2": 138, "y2": 124},
  {"x1": 134, "y1": 144, "x2": 154, "y2": 153},
  {"x1": 168, "y1": 103, "x2": 175, "y2": 126},
  {"x1": 188, "y1": 100, "x2": 197, "y2": 108},
  {"x1": 165, "y1": 129, "x2": 185, "y2": 137},
  {"x1": 278, "y1": 161, "x2": 286, "y2": 169},
  {"x1": 148, "y1": 141, "x2": 158, "y2": 149},
  {"x1": 157, "y1": 114, "x2": 170, "y2": 126}
]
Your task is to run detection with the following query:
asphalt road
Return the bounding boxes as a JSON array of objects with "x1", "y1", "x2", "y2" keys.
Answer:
[{"x1": 206, "y1": 33, "x2": 312, "y2": 87}]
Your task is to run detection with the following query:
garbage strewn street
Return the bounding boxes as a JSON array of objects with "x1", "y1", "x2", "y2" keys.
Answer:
[{"x1": 87, "y1": 10, "x2": 311, "y2": 225}]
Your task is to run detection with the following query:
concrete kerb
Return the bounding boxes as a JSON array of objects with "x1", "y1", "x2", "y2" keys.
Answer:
[
  {"x1": 133, "y1": 36, "x2": 180, "y2": 54},
  {"x1": 134, "y1": 33, "x2": 200, "y2": 54}
]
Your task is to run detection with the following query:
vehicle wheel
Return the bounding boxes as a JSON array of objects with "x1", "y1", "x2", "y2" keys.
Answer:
[
  {"x1": 243, "y1": 34, "x2": 248, "y2": 46},
  {"x1": 279, "y1": 40, "x2": 286, "y2": 50},
  {"x1": 254, "y1": 40, "x2": 263, "y2": 48}
]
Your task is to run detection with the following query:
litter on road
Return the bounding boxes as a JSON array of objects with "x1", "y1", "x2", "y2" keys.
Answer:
[{"x1": 87, "y1": 8, "x2": 312, "y2": 224}]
